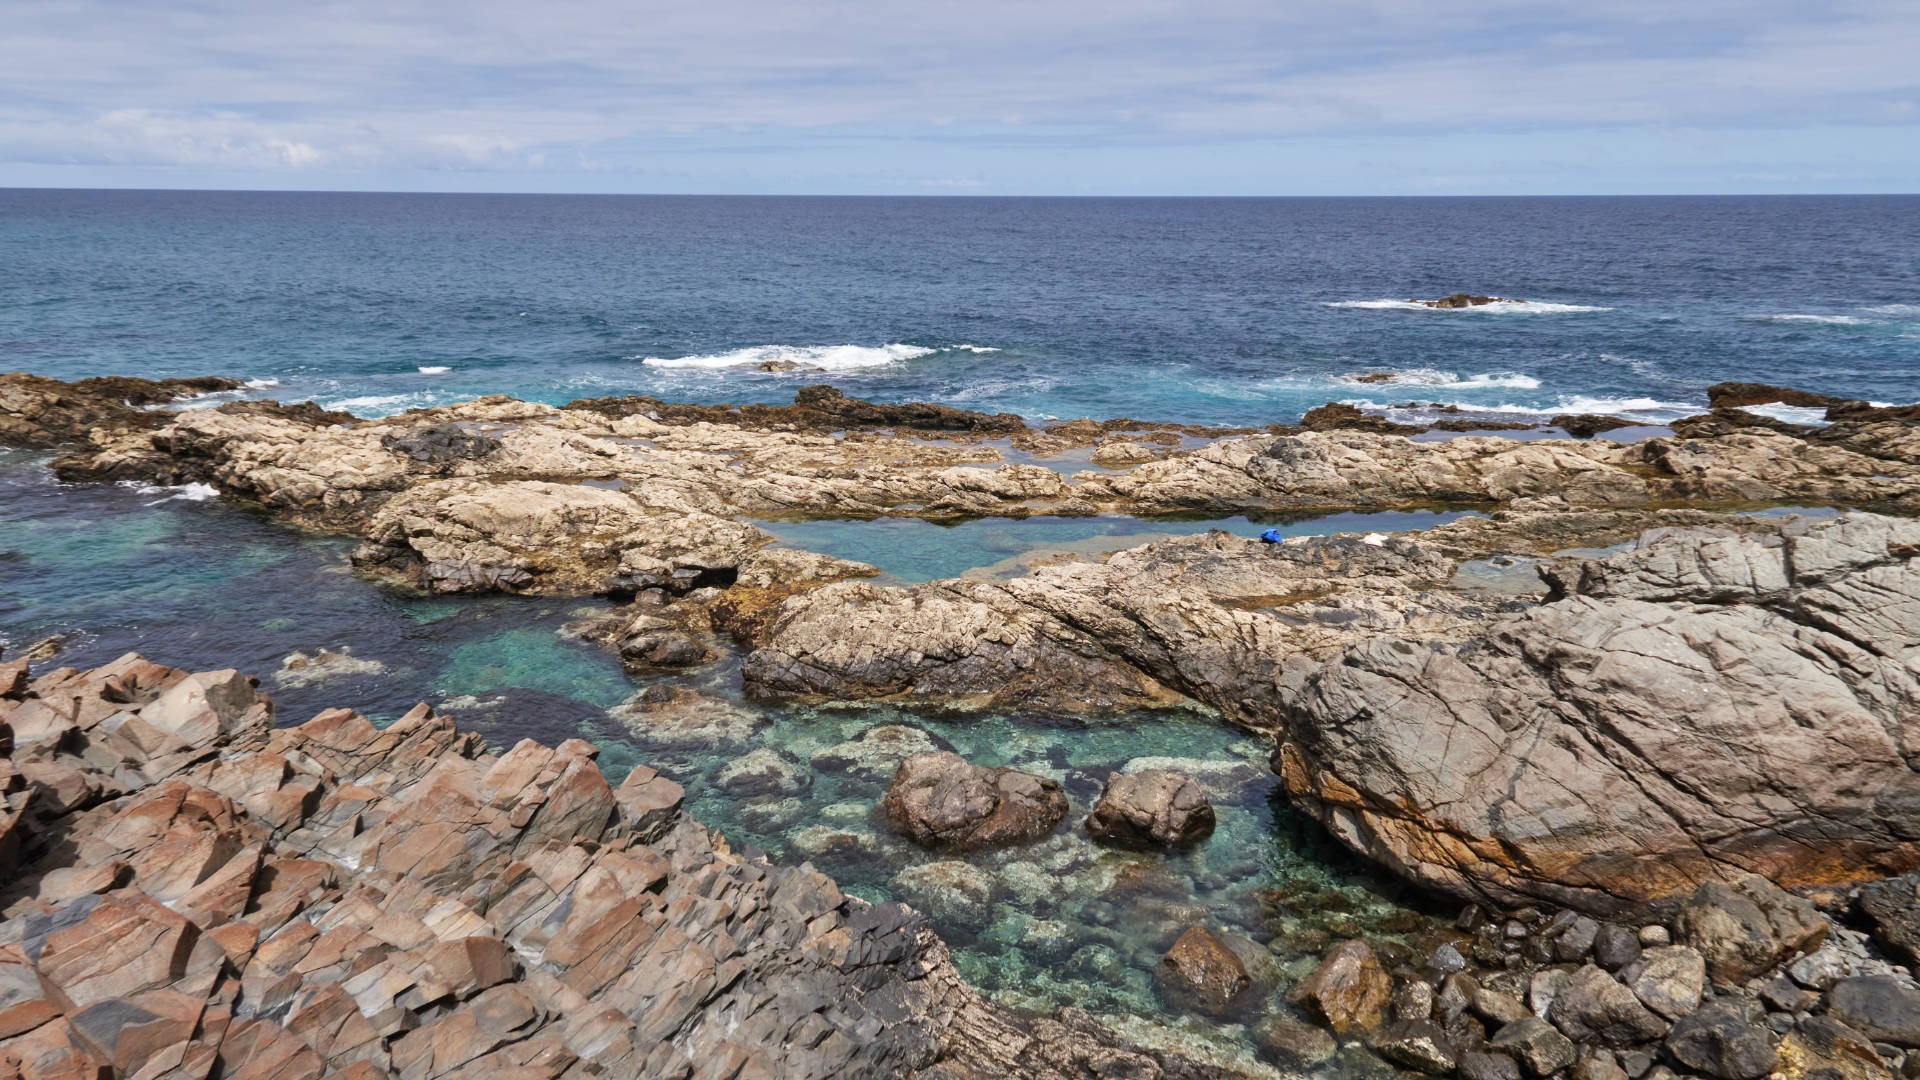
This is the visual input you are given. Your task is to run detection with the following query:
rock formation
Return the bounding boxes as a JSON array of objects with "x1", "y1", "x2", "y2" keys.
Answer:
[
  {"x1": 880, "y1": 752, "x2": 1068, "y2": 852},
  {"x1": 1085, "y1": 770, "x2": 1216, "y2": 849},
  {"x1": 0, "y1": 653, "x2": 1225, "y2": 1079}
]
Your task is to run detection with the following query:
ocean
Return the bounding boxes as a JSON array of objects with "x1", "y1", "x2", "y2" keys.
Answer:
[{"x1": 4, "y1": 190, "x2": 1917, "y2": 427}]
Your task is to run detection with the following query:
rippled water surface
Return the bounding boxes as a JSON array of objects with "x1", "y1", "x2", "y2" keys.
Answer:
[
  {"x1": 4, "y1": 191, "x2": 1917, "y2": 428},
  {"x1": 0, "y1": 452, "x2": 1462, "y2": 1072}
]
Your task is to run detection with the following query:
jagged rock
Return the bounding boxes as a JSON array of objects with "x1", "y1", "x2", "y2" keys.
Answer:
[
  {"x1": 1487, "y1": 1017, "x2": 1577, "y2": 1077},
  {"x1": 880, "y1": 752, "x2": 1067, "y2": 851},
  {"x1": 0, "y1": 654, "x2": 1219, "y2": 1080},
  {"x1": 1675, "y1": 875, "x2": 1829, "y2": 984},
  {"x1": 1553, "y1": 414, "x2": 1637, "y2": 439},
  {"x1": 1155, "y1": 926, "x2": 1252, "y2": 1017},
  {"x1": 1374, "y1": 1018, "x2": 1459, "y2": 1075},
  {"x1": 1290, "y1": 939, "x2": 1394, "y2": 1035},
  {"x1": 1085, "y1": 770, "x2": 1215, "y2": 849},
  {"x1": 1860, "y1": 874, "x2": 1920, "y2": 967},
  {"x1": 0, "y1": 372, "x2": 241, "y2": 447},
  {"x1": 1829, "y1": 977, "x2": 1920, "y2": 1048},
  {"x1": 1664, "y1": 999, "x2": 1778, "y2": 1080},
  {"x1": 1548, "y1": 965, "x2": 1668, "y2": 1047},
  {"x1": 1778, "y1": 1016, "x2": 1895, "y2": 1080},
  {"x1": 1574, "y1": 1056, "x2": 1630, "y2": 1080},
  {"x1": 1275, "y1": 515, "x2": 1920, "y2": 913}
]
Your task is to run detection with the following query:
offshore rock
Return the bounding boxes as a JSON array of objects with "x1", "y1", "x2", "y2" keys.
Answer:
[
  {"x1": 0, "y1": 654, "x2": 1226, "y2": 1080},
  {"x1": 881, "y1": 752, "x2": 1068, "y2": 851},
  {"x1": 1273, "y1": 513, "x2": 1920, "y2": 913},
  {"x1": 0, "y1": 372, "x2": 240, "y2": 448},
  {"x1": 1085, "y1": 770, "x2": 1216, "y2": 849}
]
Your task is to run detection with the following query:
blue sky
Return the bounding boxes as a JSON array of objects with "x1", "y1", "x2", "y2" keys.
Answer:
[{"x1": 3, "y1": 0, "x2": 1917, "y2": 194}]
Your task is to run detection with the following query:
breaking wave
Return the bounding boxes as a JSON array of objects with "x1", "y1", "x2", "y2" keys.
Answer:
[
  {"x1": 1339, "y1": 368, "x2": 1542, "y2": 390},
  {"x1": 640, "y1": 344, "x2": 936, "y2": 371}
]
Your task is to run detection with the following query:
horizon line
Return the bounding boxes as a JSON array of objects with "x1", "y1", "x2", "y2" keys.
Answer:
[{"x1": 5, "y1": 184, "x2": 1920, "y2": 200}]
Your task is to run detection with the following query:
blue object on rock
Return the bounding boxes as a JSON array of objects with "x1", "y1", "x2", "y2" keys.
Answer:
[{"x1": 1259, "y1": 528, "x2": 1285, "y2": 543}]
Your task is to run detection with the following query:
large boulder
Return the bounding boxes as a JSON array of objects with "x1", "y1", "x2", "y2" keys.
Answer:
[
  {"x1": 1274, "y1": 514, "x2": 1920, "y2": 913},
  {"x1": 1664, "y1": 999, "x2": 1777, "y2": 1080},
  {"x1": 1674, "y1": 874, "x2": 1828, "y2": 984},
  {"x1": 1858, "y1": 873, "x2": 1920, "y2": 967},
  {"x1": 1827, "y1": 976, "x2": 1920, "y2": 1048},
  {"x1": 1547, "y1": 965, "x2": 1668, "y2": 1048},
  {"x1": 880, "y1": 752, "x2": 1067, "y2": 851},
  {"x1": 1085, "y1": 770, "x2": 1216, "y2": 849}
]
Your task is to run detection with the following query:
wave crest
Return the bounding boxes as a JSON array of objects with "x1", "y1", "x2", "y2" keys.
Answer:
[
  {"x1": 1340, "y1": 368, "x2": 1541, "y2": 389},
  {"x1": 640, "y1": 344, "x2": 936, "y2": 371}
]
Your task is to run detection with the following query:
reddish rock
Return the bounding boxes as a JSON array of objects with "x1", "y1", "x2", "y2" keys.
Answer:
[
  {"x1": 1289, "y1": 939, "x2": 1394, "y2": 1035},
  {"x1": 1086, "y1": 769, "x2": 1215, "y2": 849},
  {"x1": 1155, "y1": 927, "x2": 1252, "y2": 1016},
  {"x1": 881, "y1": 751, "x2": 1068, "y2": 851}
]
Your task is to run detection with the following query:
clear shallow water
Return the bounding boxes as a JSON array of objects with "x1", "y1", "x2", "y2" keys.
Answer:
[
  {"x1": 3, "y1": 191, "x2": 1918, "y2": 427},
  {"x1": 757, "y1": 509, "x2": 1483, "y2": 583},
  {"x1": 0, "y1": 452, "x2": 1450, "y2": 1072}
]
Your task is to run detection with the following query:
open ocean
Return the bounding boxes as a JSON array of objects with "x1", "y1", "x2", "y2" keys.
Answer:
[{"x1": 4, "y1": 190, "x2": 1918, "y2": 426}]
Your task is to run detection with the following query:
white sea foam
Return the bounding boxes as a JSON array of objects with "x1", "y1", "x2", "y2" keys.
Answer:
[
  {"x1": 1862, "y1": 304, "x2": 1920, "y2": 316},
  {"x1": 243, "y1": 377, "x2": 280, "y2": 389},
  {"x1": 326, "y1": 392, "x2": 444, "y2": 416},
  {"x1": 1339, "y1": 368, "x2": 1541, "y2": 390},
  {"x1": 1743, "y1": 403, "x2": 1833, "y2": 426},
  {"x1": 1323, "y1": 299, "x2": 1612, "y2": 314},
  {"x1": 120, "y1": 480, "x2": 221, "y2": 503},
  {"x1": 949, "y1": 344, "x2": 1001, "y2": 354},
  {"x1": 1749, "y1": 314, "x2": 1869, "y2": 325},
  {"x1": 640, "y1": 343, "x2": 936, "y2": 371},
  {"x1": 1352, "y1": 395, "x2": 1701, "y2": 423},
  {"x1": 418, "y1": 366, "x2": 452, "y2": 375}
]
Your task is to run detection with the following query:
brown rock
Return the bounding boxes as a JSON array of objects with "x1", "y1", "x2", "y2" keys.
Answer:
[
  {"x1": 1290, "y1": 939, "x2": 1394, "y2": 1035},
  {"x1": 881, "y1": 752, "x2": 1067, "y2": 851},
  {"x1": 1085, "y1": 770, "x2": 1215, "y2": 849},
  {"x1": 1155, "y1": 927, "x2": 1252, "y2": 1016}
]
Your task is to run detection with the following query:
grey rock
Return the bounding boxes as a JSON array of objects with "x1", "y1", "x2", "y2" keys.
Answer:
[
  {"x1": 1084, "y1": 769, "x2": 1215, "y2": 849},
  {"x1": 1619, "y1": 1050, "x2": 1654, "y2": 1078},
  {"x1": 1547, "y1": 964, "x2": 1668, "y2": 1048},
  {"x1": 1461, "y1": 1051, "x2": 1525, "y2": 1080},
  {"x1": 1791, "y1": 942, "x2": 1858, "y2": 991},
  {"x1": 1531, "y1": 967, "x2": 1573, "y2": 1018},
  {"x1": 1488, "y1": 1017, "x2": 1578, "y2": 1077},
  {"x1": 1553, "y1": 916, "x2": 1601, "y2": 962},
  {"x1": 1622, "y1": 945, "x2": 1707, "y2": 1019},
  {"x1": 1676, "y1": 874, "x2": 1829, "y2": 985},
  {"x1": 1595, "y1": 924, "x2": 1644, "y2": 971},
  {"x1": 1665, "y1": 999, "x2": 1778, "y2": 1080},
  {"x1": 1374, "y1": 1019, "x2": 1459, "y2": 1075},
  {"x1": 1830, "y1": 976, "x2": 1920, "y2": 1048},
  {"x1": 1757, "y1": 975, "x2": 1817, "y2": 1014},
  {"x1": 1862, "y1": 875, "x2": 1920, "y2": 968},
  {"x1": 1254, "y1": 1014, "x2": 1338, "y2": 1070},
  {"x1": 1474, "y1": 987, "x2": 1533, "y2": 1027},
  {"x1": 1431, "y1": 942, "x2": 1469, "y2": 975}
]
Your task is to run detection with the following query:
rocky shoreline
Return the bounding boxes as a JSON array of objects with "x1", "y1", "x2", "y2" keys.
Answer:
[{"x1": 4, "y1": 370, "x2": 1920, "y2": 1079}]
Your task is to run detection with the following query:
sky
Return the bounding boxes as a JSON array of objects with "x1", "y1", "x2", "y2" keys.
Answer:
[{"x1": 2, "y1": 0, "x2": 1918, "y2": 195}]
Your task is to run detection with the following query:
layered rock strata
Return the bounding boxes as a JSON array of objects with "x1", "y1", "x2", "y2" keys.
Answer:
[{"x1": 0, "y1": 653, "x2": 1224, "y2": 1080}]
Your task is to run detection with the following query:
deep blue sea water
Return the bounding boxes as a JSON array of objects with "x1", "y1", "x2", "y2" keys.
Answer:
[{"x1": 4, "y1": 190, "x2": 1918, "y2": 425}]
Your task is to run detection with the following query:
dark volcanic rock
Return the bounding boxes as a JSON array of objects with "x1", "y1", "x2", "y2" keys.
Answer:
[
  {"x1": 1301, "y1": 401, "x2": 1424, "y2": 434},
  {"x1": 1706, "y1": 382, "x2": 1844, "y2": 410},
  {"x1": 1828, "y1": 976, "x2": 1920, "y2": 1048},
  {"x1": 1664, "y1": 999, "x2": 1778, "y2": 1080},
  {"x1": 1155, "y1": 926, "x2": 1253, "y2": 1016},
  {"x1": 1860, "y1": 874, "x2": 1920, "y2": 967},
  {"x1": 0, "y1": 372, "x2": 241, "y2": 448},
  {"x1": 1552, "y1": 413, "x2": 1637, "y2": 439},
  {"x1": 880, "y1": 751, "x2": 1068, "y2": 851},
  {"x1": 1085, "y1": 769, "x2": 1216, "y2": 849}
]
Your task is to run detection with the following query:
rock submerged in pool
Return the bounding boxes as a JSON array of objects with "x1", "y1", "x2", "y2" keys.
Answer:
[
  {"x1": 1290, "y1": 939, "x2": 1394, "y2": 1035},
  {"x1": 1154, "y1": 925, "x2": 1252, "y2": 1017},
  {"x1": 881, "y1": 751, "x2": 1067, "y2": 851},
  {"x1": 1085, "y1": 769, "x2": 1216, "y2": 850}
]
